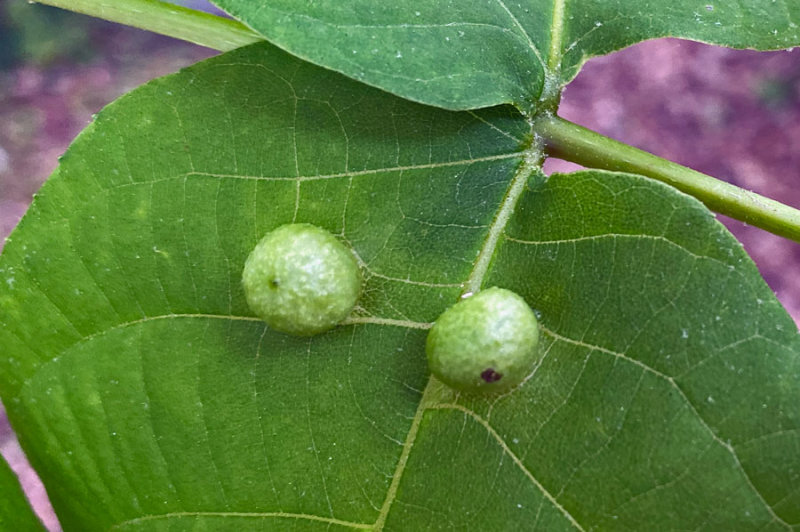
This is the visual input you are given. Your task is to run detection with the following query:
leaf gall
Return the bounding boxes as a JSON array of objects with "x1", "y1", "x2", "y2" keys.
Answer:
[
  {"x1": 242, "y1": 223, "x2": 361, "y2": 336},
  {"x1": 426, "y1": 287, "x2": 540, "y2": 394}
]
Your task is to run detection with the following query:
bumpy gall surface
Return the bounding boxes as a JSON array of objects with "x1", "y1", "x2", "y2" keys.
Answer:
[
  {"x1": 426, "y1": 287, "x2": 540, "y2": 394},
  {"x1": 242, "y1": 223, "x2": 361, "y2": 336}
]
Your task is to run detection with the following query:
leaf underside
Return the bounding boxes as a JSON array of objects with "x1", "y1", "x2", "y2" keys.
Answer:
[
  {"x1": 0, "y1": 42, "x2": 799, "y2": 530},
  {"x1": 211, "y1": 0, "x2": 800, "y2": 111}
]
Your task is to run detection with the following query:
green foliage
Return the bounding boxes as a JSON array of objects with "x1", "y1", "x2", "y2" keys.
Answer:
[
  {"x1": 1, "y1": 1, "x2": 799, "y2": 530},
  {"x1": 426, "y1": 287, "x2": 540, "y2": 394},
  {"x1": 212, "y1": 0, "x2": 800, "y2": 111},
  {"x1": 242, "y1": 223, "x2": 362, "y2": 336}
]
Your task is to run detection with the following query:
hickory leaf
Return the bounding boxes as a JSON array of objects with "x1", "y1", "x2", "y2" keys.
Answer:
[
  {"x1": 0, "y1": 40, "x2": 799, "y2": 531},
  {"x1": 211, "y1": 0, "x2": 800, "y2": 111}
]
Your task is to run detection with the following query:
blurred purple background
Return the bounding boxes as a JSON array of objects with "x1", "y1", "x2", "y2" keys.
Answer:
[
  {"x1": 0, "y1": 1, "x2": 799, "y2": 529},
  {"x1": 547, "y1": 39, "x2": 800, "y2": 324}
]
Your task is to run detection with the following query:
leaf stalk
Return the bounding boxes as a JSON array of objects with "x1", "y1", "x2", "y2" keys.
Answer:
[
  {"x1": 33, "y1": 0, "x2": 262, "y2": 51},
  {"x1": 533, "y1": 114, "x2": 800, "y2": 242}
]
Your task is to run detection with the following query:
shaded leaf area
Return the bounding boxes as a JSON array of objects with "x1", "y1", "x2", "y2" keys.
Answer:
[
  {"x1": 0, "y1": 42, "x2": 527, "y2": 529},
  {"x1": 385, "y1": 173, "x2": 800, "y2": 529},
  {"x1": 211, "y1": 0, "x2": 800, "y2": 111},
  {"x1": 18, "y1": 319, "x2": 427, "y2": 529},
  {"x1": 0, "y1": 453, "x2": 43, "y2": 531}
]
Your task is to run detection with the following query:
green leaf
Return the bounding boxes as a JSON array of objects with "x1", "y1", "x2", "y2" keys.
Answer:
[
  {"x1": 0, "y1": 452, "x2": 43, "y2": 531},
  {"x1": 210, "y1": 0, "x2": 800, "y2": 111},
  {"x1": 423, "y1": 172, "x2": 800, "y2": 529},
  {"x1": 0, "y1": 42, "x2": 526, "y2": 529},
  {"x1": 1, "y1": 42, "x2": 799, "y2": 530}
]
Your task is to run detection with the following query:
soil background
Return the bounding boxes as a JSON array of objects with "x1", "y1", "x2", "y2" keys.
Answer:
[{"x1": 1, "y1": 2, "x2": 799, "y2": 529}]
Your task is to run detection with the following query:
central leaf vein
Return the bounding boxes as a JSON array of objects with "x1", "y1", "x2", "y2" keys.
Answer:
[{"x1": 372, "y1": 143, "x2": 572, "y2": 528}]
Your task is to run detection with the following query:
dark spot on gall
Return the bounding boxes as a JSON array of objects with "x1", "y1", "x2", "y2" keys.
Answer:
[
  {"x1": 270, "y1": 278, "x2": 280, "y2": 288},
  {"x1": 481, "y1": 368, "x2": 502, "y2": 383}
]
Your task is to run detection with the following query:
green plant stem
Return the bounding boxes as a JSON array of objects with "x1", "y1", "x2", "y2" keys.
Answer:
[
  {"x1": 34, "y1": 0, "x2": 262, "y2": 51},
  {"x1": 534, "y1": 114, "x2": 800, "y2": 242}
]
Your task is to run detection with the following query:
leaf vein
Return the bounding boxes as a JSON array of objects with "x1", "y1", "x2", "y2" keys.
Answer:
[
  {"x1": 109, "y1": 511, "x2": 372, "y2": 530},
  {"x1": 102, "y1": 153, "x2": 521, "y2": 191},
  {"x1": 541, "y1": 327, "x2": 792, "y2": 528},
  {"x1": 494, "y1": 0, "x2": 545, "y2": 67},
  {"x1": 430, "y1": 403, "x2": 586, "y2": 530},
  {"x1": 504, "y1": 233, "x2": 730, "y2": 268}
]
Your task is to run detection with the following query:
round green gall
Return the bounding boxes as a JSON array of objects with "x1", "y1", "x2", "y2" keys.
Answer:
[
  {"x1": 242, "y1": 223, "x2": 361, "y2": 336},
  {"x1": 426, "y1": 287, "x2": 540, "y2": 394}
]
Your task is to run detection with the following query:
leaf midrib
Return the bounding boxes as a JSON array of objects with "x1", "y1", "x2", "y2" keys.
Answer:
[{"x1": 370, "y1": 144, "x2": 567, "y2": 530}]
